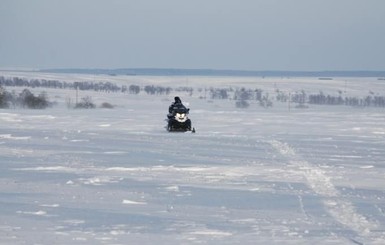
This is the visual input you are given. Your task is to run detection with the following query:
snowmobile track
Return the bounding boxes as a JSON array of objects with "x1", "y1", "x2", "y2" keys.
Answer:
[{"x1": 268, "y1": 139, "x2": 379, "y2": 244}]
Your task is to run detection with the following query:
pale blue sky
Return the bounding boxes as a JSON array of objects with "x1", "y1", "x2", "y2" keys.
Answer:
[{"x1": 1, "y1": 0, "x2": 385, "y2": 71}]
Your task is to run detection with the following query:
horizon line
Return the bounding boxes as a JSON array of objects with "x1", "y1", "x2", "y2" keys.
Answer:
[{"x1": 1, "y1": 67, "x2": 385, "y2": 77}]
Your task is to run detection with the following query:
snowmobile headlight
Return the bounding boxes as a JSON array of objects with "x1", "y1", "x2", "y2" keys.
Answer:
[{"x1": 176, "y1": 113, "x2": 185, "y2": 118}]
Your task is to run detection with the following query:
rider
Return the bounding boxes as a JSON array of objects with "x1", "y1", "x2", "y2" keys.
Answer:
[
  {"x1": 168, "y1": 96, "x2": 188, "y2": 117},
  {"x1": 169, "y1": 96, "x2": 182, "y2": 113}
]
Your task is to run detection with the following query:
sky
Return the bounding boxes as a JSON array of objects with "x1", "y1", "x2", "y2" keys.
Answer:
[{"x1": 1, "y1": 0, "x2": 385, "y2": 71}]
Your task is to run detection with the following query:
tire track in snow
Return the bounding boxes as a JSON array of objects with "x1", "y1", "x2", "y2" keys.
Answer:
[{"x1": 268, "y1": 140, "x2": 378, "y2": 242}]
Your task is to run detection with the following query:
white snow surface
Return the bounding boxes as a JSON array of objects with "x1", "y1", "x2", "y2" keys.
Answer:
[{"x1": 1, "y1": 72, "x2": 385, "y2": 244}]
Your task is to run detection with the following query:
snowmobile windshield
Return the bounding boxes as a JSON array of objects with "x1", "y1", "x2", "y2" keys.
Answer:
[
  {"x1": 174, "y1": 107, "x2": 189, "y2": 114},
  {"x1": 173, "y1": 104, "x2": 189, "y2": 114}
]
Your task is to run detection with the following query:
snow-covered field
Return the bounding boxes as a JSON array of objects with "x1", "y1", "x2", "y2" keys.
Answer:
[{"x1": 1, "y1": 72, "x2": 385, "y2": 244}]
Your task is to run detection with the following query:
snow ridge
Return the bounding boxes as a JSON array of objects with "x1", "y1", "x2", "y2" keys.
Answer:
[{"x1": 268, "y1": 140, "x2": 378, "y2": 241}]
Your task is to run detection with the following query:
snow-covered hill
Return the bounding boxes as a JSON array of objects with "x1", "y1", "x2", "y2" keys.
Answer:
[{"x1": 1, "y1": 72, "x2": 384, "y2": 244}]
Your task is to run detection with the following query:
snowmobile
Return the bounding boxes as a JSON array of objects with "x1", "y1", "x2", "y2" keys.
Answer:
[{"x1": 166, "y1": 103, "x2": 195, "y2": 133}]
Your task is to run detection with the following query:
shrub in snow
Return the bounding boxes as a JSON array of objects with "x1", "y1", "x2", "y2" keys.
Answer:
[
  {"x1": 75, "y1": 96, "x2": 96, "y2": 109},
  {"x1": 18, "y1": 89, "x2": 50, "y2": 109},
  {"x1": 100, "y1": 102, "x2": 114, "y2": 109},
  {"x1": 235, "y1": 100, "x2": 250, "y2": 108},
  {"x1": 0, "y1": 86, "x2": 10, "y2": 108}
]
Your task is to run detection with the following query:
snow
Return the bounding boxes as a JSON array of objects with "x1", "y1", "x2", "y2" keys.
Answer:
[{"x1": 1, "y1": 71, "x2": 385, "y2": 244}]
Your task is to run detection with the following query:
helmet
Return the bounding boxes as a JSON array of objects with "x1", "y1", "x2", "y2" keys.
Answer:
[{"x1": 174, "y1": 96, "x2": 181, "y2": 103}]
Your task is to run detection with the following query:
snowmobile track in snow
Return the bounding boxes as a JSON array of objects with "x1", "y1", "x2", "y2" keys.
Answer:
[{"x1": 268, "y1": 139, "x2": 379, "y2": 244}]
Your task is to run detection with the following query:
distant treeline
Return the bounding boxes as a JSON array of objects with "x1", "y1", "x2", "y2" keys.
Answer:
[
  {"x1": 0, "y1": 76, "x2": 173, "y2": 95},
  {"x1": 0, "y1": 76, "x2": 122, "y2": 92},
  {"x1": 287, "y1": 90, "x2": 385, "y2": 107},
  {"x1": 1, "y1": 76, "x2": 385, "y2": 109},
  {"x1": 207, "y1": 87, "x2": 385, "y2": 108}
]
